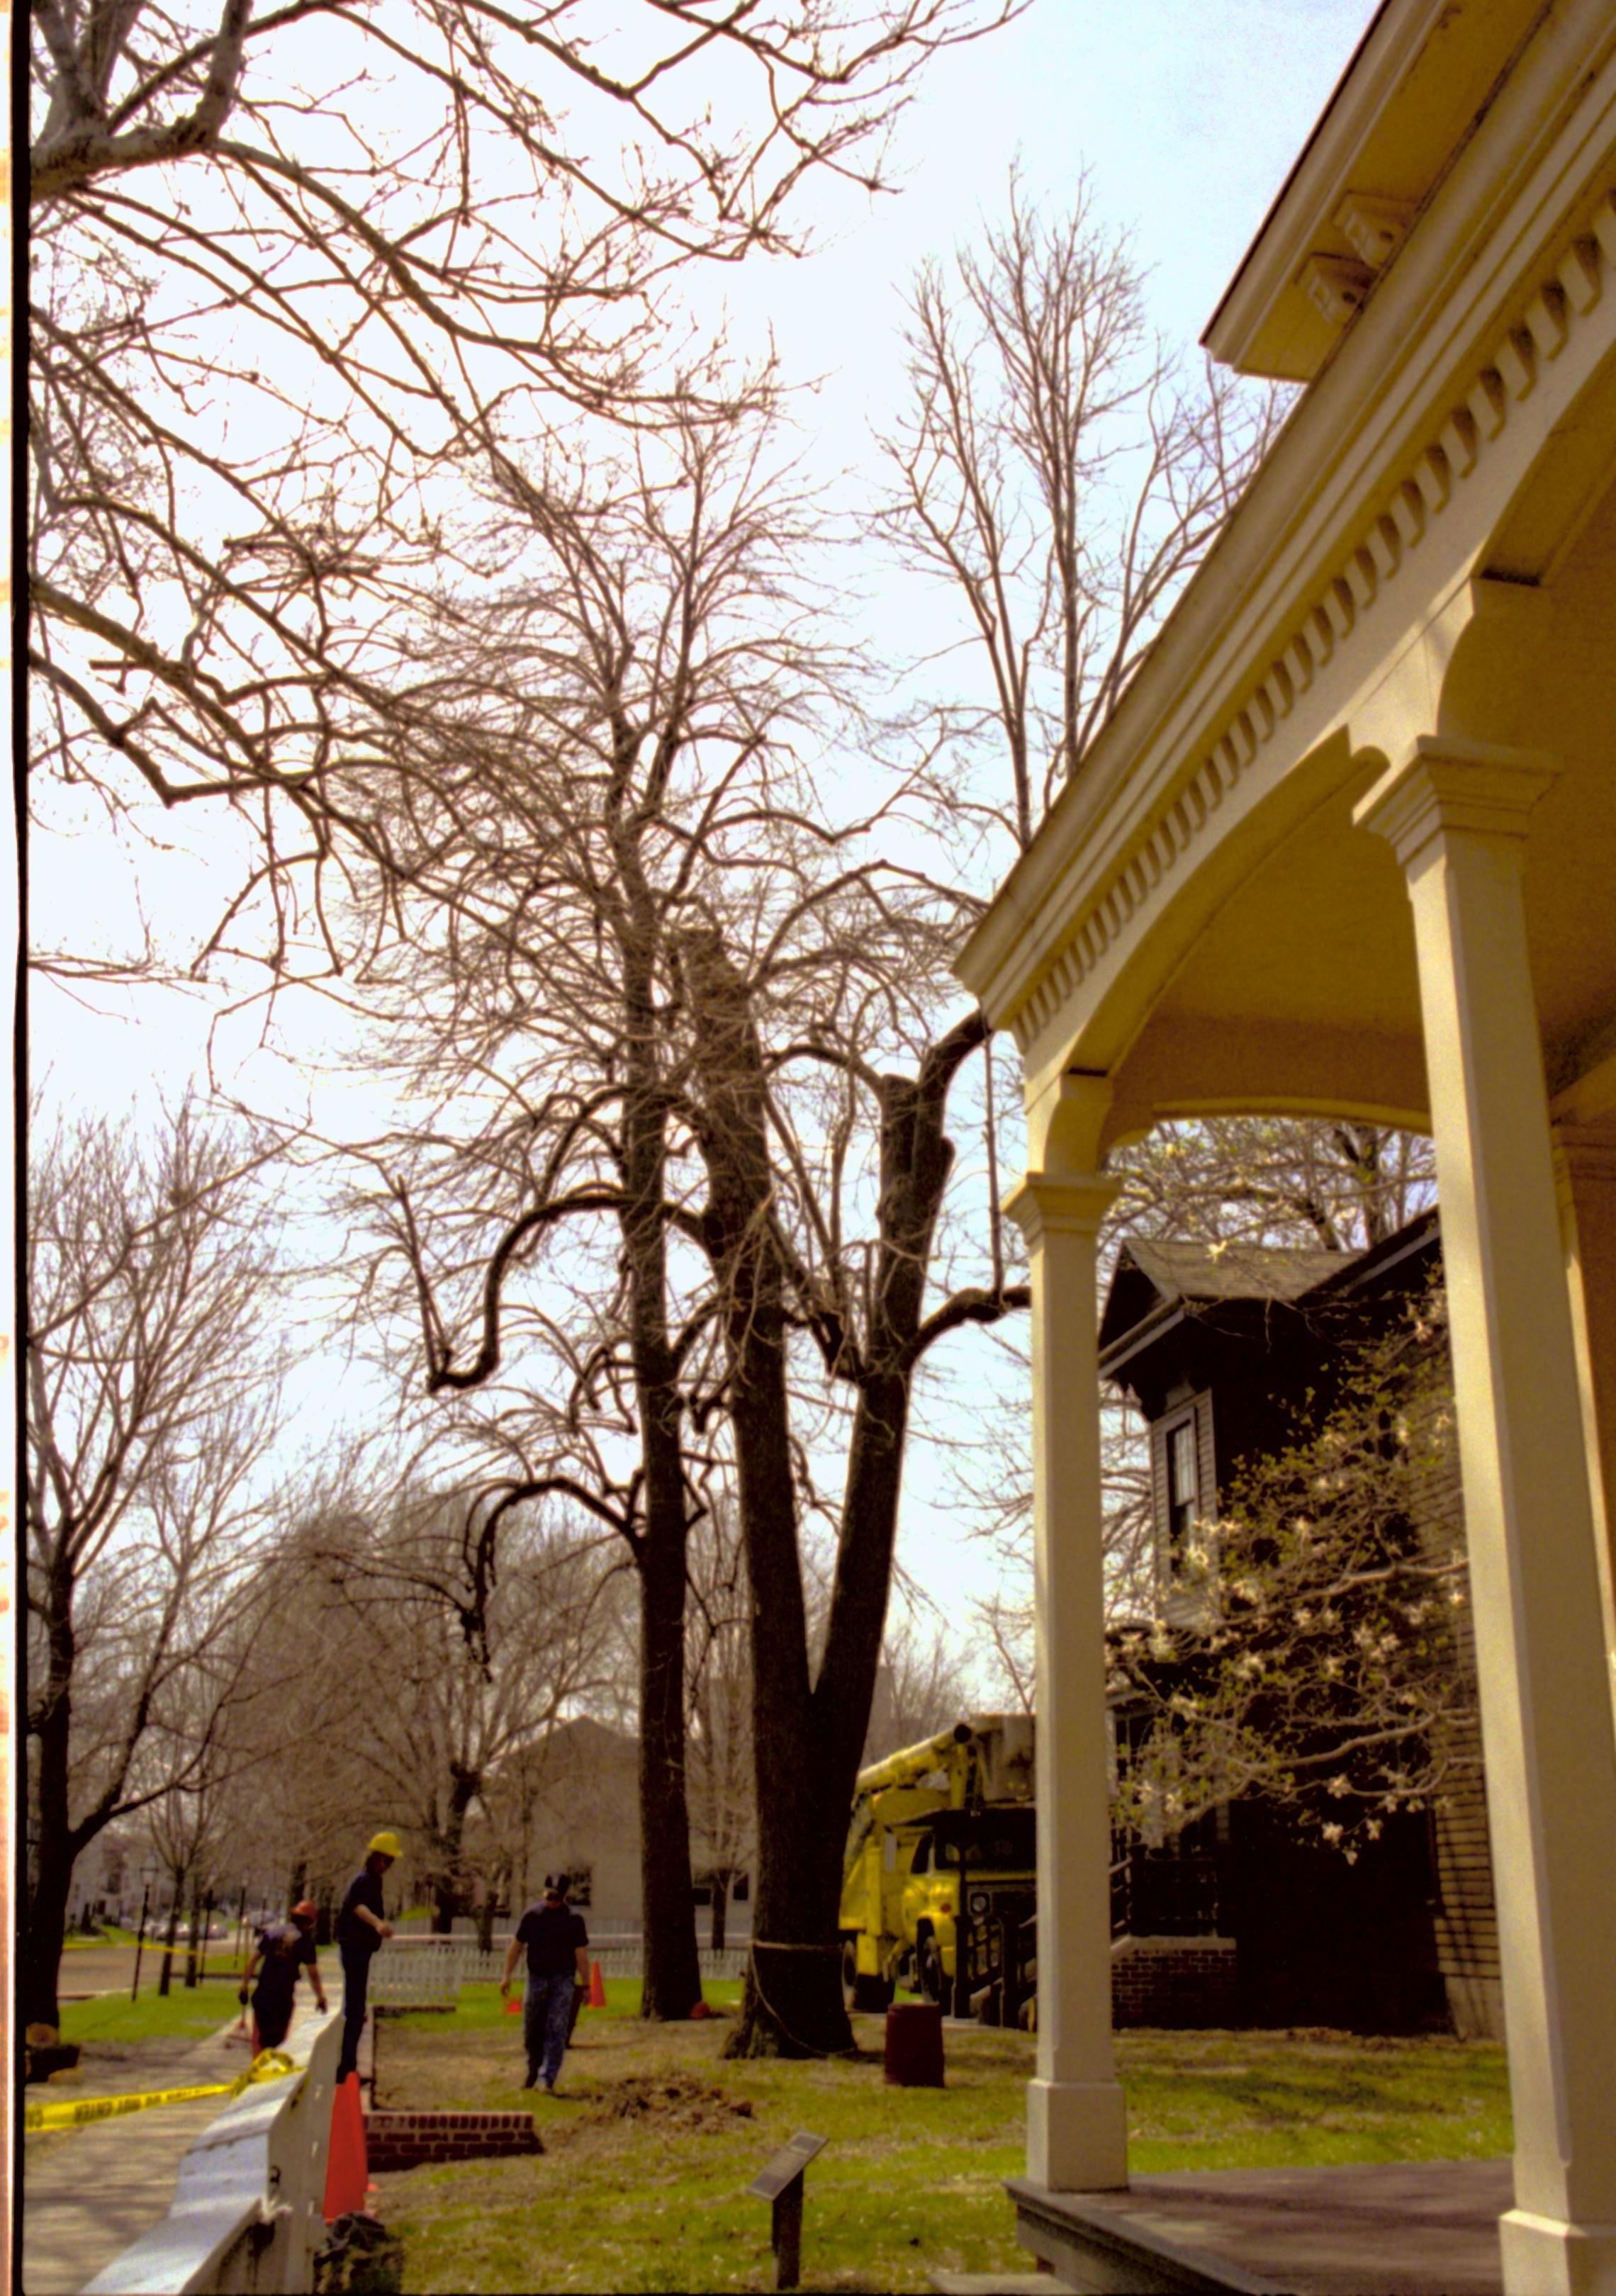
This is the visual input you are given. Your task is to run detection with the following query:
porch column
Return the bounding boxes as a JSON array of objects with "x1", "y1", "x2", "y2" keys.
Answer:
[
  {"x1": 1004, "y1": 1165, "x2": 1128, "y2": 2193},
  {"x1": 1358, "y1": 736, "x2": 1616, "y2": 2296},
  {"x1": 1553, "y1": 1130, "x2": 1616, "y2": 1711}
]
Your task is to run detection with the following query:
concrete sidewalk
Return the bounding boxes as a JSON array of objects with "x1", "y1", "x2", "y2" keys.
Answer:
[{"x1": 22, "y1": 2000, "x2": 326, "y2": 2295}]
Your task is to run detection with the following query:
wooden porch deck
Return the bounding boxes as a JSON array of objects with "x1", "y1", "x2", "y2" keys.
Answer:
[{"x1": 1009, "y1": 2159, "x2": 1511, "y2": 2295}]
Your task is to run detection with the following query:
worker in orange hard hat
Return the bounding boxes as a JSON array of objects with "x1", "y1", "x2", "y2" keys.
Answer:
[
  {"x1": 240, "y1": 1897, "x2": 328, "y2": 2054},
  {"x1": 335, "y1": 1831, "x2": 399, "y2": 2083}
]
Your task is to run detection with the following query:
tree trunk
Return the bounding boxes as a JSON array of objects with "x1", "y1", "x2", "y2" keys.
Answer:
[
  {"x1": 677, "y1": 929, "x2": 853, "y2": 2056},
  {"x1": 680, "y1": 943, "x2": 988, "y2": 2056},
  {"x1": 23, "y1": 1831, "x2": 74, "y2": 2036},
  {"x1": 24, "y1": 1561, "x2": 80, "y2": 2034},
  {"x1": 158, "y1": 1889, "x2": 181, "y2": 1996},
  {"x1": 430, "y1": 1772, "x2": 480, "y2": 1935},
  {"x1": 636, "y1": 1496, "x2": 702, "y2": 2017},
  {"x1": 709, "y1": 1873, "x2": 728, "y2": 1954},
  {"x1": 623, "y1": 1065, "x2": 703, "y2": 2021}
]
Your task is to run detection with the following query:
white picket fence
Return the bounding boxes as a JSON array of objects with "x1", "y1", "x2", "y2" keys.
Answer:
[
  {"x1": 83, "y1": 2009, "x2": 343, "y2": 2296},
  {"x1": 370, "y1": 1933, "x2": 748, "y2": 2004}
]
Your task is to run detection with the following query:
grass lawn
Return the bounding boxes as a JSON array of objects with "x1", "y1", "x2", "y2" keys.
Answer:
[
  {"x1": 60, "y1": 1983, "x2": 251, "y2": 2049},
  {"x1": 373, "y1": 1989, "x2": 1509, "y2": 2294}
]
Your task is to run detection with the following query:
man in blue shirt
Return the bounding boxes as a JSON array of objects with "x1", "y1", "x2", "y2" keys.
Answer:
[
  {"x1": 499, "y1": 1875, "x2": 590, "y2": 2094},
  {"x1": 336, "y1": 1831, "x2": 398, "y2": 2082}
]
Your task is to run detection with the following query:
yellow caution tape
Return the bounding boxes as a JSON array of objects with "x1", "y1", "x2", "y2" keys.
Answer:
[{"x1": 24, "y1": 2049, "x2": 301, "y2": 2132}]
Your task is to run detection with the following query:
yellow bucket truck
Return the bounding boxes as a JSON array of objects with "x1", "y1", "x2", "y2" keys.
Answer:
[{"x1": 838, "y1": 1715, "x2": 1036, "y2": 2013}]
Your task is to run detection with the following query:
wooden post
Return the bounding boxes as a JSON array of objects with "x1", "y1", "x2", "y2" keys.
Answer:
[
  {"x1": 748, "y1": 2131, "x2": 826, "y2": 2294},
  {"x1": 771, "y1": 2180, "x2": 803, "y2": 2291},
  {"x1": 130, "y1": 1884, "x2": 151, "y2": 2003},
  {"x1": 157, "y1": 1891, "x2": 180, "y2": 1998}
]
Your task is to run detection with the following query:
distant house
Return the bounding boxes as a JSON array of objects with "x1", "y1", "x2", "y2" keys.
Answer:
[
  {"x1": 68, "y1": 1828, "x2": 134, "y2": 1929},
  {"x1": 482, "y1": 1715, "x2": 751, "y2": 1940},
  {"x1": 1099, "y1": 1212, "x2": 1501, "y2": 2040}
]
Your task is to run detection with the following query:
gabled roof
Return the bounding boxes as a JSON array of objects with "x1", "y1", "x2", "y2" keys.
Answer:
[
  {"x1": 1099, "y1": 1208, "x2": 1442, "y2": 1378},
  {"x1": 1099, "y1": 1237, "x2": 1358, "y2": 1365}
]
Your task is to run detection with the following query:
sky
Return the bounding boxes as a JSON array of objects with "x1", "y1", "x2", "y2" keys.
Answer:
[{"x1": 26, "y1": 0, "x2": 1375, "y2": 1678}]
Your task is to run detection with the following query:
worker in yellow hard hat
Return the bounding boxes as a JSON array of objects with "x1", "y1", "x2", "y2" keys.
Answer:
[{"x1": 335, "y1": 1830, "x2": 399, "y2": 2083}]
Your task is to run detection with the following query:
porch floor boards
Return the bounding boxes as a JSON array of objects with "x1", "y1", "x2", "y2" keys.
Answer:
[{"x1": 1009, "y1": 2158, "x2": 1511, "y2": 2295}]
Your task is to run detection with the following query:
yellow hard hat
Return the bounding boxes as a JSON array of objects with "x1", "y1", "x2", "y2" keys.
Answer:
[{"x1": 368, "y1": 1830, "x2": 402, "y2": 1859}]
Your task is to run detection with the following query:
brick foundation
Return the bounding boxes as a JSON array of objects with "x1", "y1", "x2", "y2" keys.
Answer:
[
  {"x1": 365, "y1": 2110, "x2": 543, "y2": 2172},
  {"x1": 1111, "y1": 1935, "x2": 1239, "y2": 2027}
]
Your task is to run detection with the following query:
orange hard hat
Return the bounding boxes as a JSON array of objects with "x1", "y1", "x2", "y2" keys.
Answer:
[{"x1": 292, "y1": 1900, "x2": 318, "y2": 1923}]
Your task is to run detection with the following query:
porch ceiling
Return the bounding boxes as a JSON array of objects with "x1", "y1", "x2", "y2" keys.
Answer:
[{"x1": 1103, "y1": 472, "x2": 1616, "y2": 1150}]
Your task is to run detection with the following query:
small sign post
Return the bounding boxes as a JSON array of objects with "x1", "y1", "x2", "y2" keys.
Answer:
[{"x1": 748, "y1": 2130, "x2": 828, "y2": 2291}]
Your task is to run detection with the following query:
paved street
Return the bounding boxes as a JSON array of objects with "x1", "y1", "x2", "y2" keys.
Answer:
[{"x1": 55, "y1": 1944, "x2": 248, "y2": 1999}]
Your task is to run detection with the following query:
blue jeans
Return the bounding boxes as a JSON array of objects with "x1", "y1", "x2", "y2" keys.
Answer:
[{"x1": 522, "y1": 1971, "x2": 576, "y2": 2087}]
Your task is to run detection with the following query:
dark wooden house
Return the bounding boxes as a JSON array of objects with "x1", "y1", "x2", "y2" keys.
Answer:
[{"x1": 1098, "y1": 1210, "x2": 1501, "y2": 2039}]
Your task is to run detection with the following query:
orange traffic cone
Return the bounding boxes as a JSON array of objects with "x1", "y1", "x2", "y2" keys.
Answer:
[
  {"x1": 322, "y1": 2071, "x2": 369, "y2": 2222},
  {"x1": 587, "y1": 1959, "x2": 606, "y2": 2010}
]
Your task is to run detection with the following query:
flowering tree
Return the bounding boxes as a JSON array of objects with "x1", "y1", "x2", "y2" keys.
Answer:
[{"x1": 1110, "y1": 1280, "x2": 1477, "y2": 1857}]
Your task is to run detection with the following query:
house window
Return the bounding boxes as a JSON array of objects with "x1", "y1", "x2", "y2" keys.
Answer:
[
  {"x1": 568, "y1": 1866, "x2": 592, "y2": 1908},
  {"x1": 732, "y1": 1873, "x2": 749, "y2": 1903},
  {"x1": 1166, "y1": 1413, "x2": 1199, "y2": 1571}
]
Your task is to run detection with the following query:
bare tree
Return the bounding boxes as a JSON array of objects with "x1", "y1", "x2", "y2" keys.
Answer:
[
  {"x1": 1111, "y1": 1119, "x2": 1437, "y2": 1257},
  {"x1": 28, "y1": 0, "x2": 1020, "y2": 986},
  {"x1": 220, "y1": 1477, "x2": 622, "y2": 1928},
  {"x1": 673, "y1": 922, "x2": 1033, "y2": 2056},
  {"x1": 332, "y1": 390, "x2": 834, "y2": 2015},
  {"x1": 880, "y1": 171, "x2": 1283, "y2": 854},
  {"x1": 309, "y1": 361, "x2": 1033, "y2": 2047},
  {"x1": 861, "y1": 1607, "x2": 970, "y2": 1763},
  {"x1": 24, "y1": 1103, "x2": 284, "y2": 2030}
]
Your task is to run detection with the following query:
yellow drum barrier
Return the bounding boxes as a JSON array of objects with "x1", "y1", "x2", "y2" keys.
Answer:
[{"x1": 24, "y1": 2049, "x2": 299, "y2": 2133}]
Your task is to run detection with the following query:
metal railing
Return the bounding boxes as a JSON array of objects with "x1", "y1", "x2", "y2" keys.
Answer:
[{"x1": 82, "y1": 2010, "x2": 343, "y2": 2296}]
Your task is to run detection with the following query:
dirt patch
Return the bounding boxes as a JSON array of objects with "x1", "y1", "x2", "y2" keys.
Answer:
[{"x1": 585, "y1": 2073, "x2": 754, "y2": 2137}]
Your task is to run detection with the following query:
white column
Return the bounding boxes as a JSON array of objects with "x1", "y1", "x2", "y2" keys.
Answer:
[
  {"x1": 1358, "y1": 737, "x2": 1616, "y2": 2296},
  {"x1": 1553, "y1": 1130, "x2": 1616, "y2": 1718},
  {"x1": 1004, "y1": 1167, "x2": 1128, "y2": 2193}
]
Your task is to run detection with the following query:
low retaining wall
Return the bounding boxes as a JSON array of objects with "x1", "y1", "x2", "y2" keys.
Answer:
[
  {"x1": 366, "y1": 2111, "x2": 543, "y2": 2173},
  {"x1": 1111, "y1": 1934, "x2": 1240, "y2": 2027},
  {"x1": 83, "y1": 2008, "x2": 344, "y2": 2295}
]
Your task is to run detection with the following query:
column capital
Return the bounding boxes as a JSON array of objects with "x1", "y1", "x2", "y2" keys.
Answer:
[
  {"x1": 1552, "y1": 1123, "x2": 1616, "y2": 1182},
  {"x1": 1353, "y1": 735, "x2": 1560, "y2": 872},
  {"x1": 1004, "y1": 1169, "x2": 1121, "y2": 1244}
]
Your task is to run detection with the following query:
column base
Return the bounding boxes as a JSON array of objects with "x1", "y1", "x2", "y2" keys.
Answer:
[
  {"x1": 1500, "y1": 2208, "x2": 1616, "y2": 2296},
  {"x1": 1026, "y1": 2076, "x2": 1128, "y2": 2193}
]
